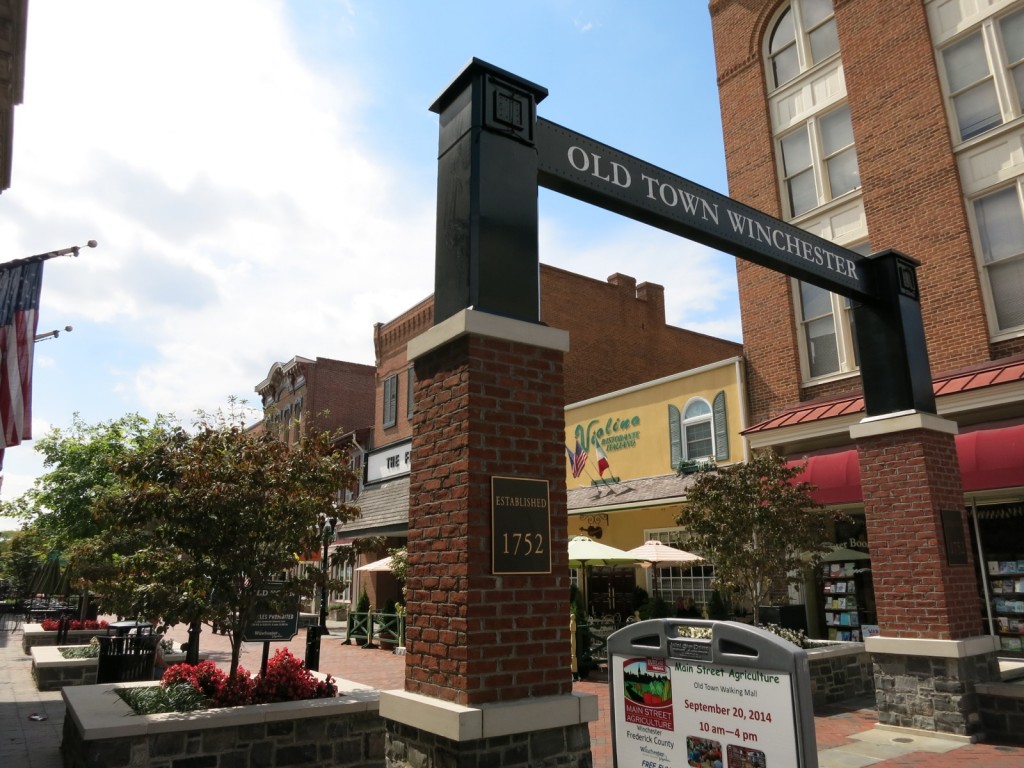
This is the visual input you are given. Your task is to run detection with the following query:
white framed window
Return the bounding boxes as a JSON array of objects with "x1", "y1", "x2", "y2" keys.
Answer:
[
  {"x1": 794, "y1": 241, "x2": 868, "y2": 381},
  {"x1": 779, "y1": 104, "x2": 861, "y2": 217},
  {"x1": 683, "y1": 399, "x2": 714, "y2": 460},
  {"x1": 382, "y1": 374, "x2": 398, "y2": 428},
  {"x1": 645, "y1": 529, "x2": 716, "y2": 610},
  {"x1": 939, "y1": 6, "x2": 1024, "y2": 143},
  {"x1": 668, "y1": 393, "x2": 730, "y2": 468},
  {"x1": 767, "y1": 0, "x2": 838, "y2": 90},
  {"x1": 973, "y1": 183, "x2": 1024, "y2": 332},
  {"x1": 797, "y1": 282, "x2": 858, "y2": 379}
]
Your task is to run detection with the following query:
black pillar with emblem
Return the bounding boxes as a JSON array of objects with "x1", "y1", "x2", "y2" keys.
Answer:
[
  {"x1": 852, "y1": 249, "x2": 937, "y2": 417},
  {"x1": 429, "y1": 59, "x2": 548, "y2": 325}
]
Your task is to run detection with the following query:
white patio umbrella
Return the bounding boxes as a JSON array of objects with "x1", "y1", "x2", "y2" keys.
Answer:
[
  {"x1": 568, "y1": 536, "x2": 642, "y2": 612},
  {"x1": 626, "y1": 540, "x2": 703, "y2": 600},
  {"x1": 355, "y1": 555, "x2": 393, "y2": 572},
  {"x1": 568, "y1": 535, "x2": 639, "y2": 567},
  {"x1": 624, "y1": 539, "x2": 703, "y2": 565}
]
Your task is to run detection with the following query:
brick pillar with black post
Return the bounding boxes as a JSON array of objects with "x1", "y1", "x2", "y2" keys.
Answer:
[
  {"x1": 377, "y1": 60, "x2": 596, "y2": 767},
  {"x1": 853, "y1": 251, "x2": 999, "y2": 738}
]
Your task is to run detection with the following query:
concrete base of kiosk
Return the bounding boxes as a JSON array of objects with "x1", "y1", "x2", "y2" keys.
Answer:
[
  {"x1": 379, "y1": 690, "x2": 598, "y2": 767},
  {"x1": 865, "y1": 634, "x2": 1001, "y2": 739}
]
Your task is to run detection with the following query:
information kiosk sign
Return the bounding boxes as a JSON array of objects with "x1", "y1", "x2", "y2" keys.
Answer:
[
  {"x1": 241, "y1": 581, "x2": 299, "y2": 643},
  {"x1": 607, "y1": 619, "x2": 817, "y2": 768}
]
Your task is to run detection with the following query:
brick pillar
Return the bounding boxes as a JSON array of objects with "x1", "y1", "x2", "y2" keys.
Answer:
[
  {"x1": 852, "y1": 412, "x2": 999, "y2": 737},
  {"x1": 379, "y1": 310, "x2": 596, "y2": 767}
]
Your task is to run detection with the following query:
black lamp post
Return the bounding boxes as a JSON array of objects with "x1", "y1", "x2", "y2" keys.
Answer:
[{"x1": 318, "y1": 514, "x2": 338, "y2": 634}]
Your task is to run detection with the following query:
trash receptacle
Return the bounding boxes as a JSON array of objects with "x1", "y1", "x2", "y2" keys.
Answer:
[
  {"x1": 607, "y1": 619, "x2": 818, "y2": 768},
  {"x1": 304, "y1": 625, "x2": 323, "y2": 671}
]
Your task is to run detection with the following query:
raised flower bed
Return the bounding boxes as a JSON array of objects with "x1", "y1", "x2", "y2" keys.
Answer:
[
  {"x1": 30, "y1": 641, "x2": 189, "y2": 691},
  {"x1": 61, "y1": 677, "x2": 385, "y2": 768},
  {"x1": 21, "y1": 620, "x2": 110, "y2": 654}
]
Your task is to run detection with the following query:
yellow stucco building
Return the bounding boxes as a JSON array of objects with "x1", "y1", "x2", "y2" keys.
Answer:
[{"x1": 565, "y1": 356, "x2": 747, "y2": 617}]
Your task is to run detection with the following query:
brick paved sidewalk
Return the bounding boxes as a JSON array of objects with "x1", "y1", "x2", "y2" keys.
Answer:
[{"x1": 3, "y1": 620, "x2": 1022, "y2": 768}]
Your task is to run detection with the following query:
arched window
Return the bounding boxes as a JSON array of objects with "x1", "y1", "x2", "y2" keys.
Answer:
[
  {"x1": 683, "y1": 398, "x2": 714, "y2": 461},
  {"x1": 765, "y1": 0, "x2": 862, "y2": 384},
  {"x1": 669, "y1": 392, "x2": 730, "y2": 468},
  {"x1": 768, "y1": 0, "x2": 838, "y2": 90}
]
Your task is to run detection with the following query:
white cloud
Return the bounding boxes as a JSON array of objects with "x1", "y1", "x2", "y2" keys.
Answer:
[{"x1": 8, "y1": 0, "x2": 436, "y2": 421}]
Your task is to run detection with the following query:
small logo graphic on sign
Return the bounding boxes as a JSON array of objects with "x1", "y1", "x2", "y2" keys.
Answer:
[{"x1": 622, "y1": 657, "x2": 674, "y2": 731}]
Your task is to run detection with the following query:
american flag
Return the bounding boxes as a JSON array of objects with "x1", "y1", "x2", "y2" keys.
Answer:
[
  {"x1": 0, "y1": 260, "x2": 43, "y2": 469},
  {"x1": 566, "y1": 440, "x2": 588, "y2": 479}
]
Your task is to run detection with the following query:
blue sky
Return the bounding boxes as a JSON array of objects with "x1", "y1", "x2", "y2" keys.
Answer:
[{"x1": 0, "y1": 1, "x2": 741, "y2": 526}]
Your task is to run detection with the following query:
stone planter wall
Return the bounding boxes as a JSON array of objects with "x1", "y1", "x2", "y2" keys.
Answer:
[
  {"x1": 806, "y1": 642, "x2": 874, "y2": 707},
  {"x1": 31, "y1": 646, "x2": 190, "y2": 691},
  {"x1": 22, "y1": 623, "x2": 109, "y2": 654},
  {"x1": 977, "y1": 681, "x2": 1024, "y2": 743},
  {"x1": 61, "y1": 679, "x2": 385, "y2": 768}
]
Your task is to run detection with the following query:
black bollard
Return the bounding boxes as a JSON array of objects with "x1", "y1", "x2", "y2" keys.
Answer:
[
  {"x1": 305, "y1": 625, "x2": 322, "y2": 672},
  {"x1": 185, "y1": 619, "x2": 202, "y2": 666}
]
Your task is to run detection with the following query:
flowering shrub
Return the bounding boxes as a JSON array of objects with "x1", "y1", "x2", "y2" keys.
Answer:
[
  {"x1": 157, "y1": 649, "x2": 336, "y2": 710},
  {"x1": 251, "y1": 648, "x2": 337, "y2": 703},
  {"x1": 162, "y1": 660, "x2": 240, "y2": 702},
  {"x1": 40, "y1": 618, "x2": 108, "y2": 631}
]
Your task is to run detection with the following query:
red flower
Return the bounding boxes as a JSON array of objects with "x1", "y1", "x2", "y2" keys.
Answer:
[{"x1": 159, "y1": 650, "x2": 335, "y2": 709}]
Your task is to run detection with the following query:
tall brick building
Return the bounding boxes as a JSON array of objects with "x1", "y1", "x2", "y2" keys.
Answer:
[{"x1": 711, "y1": 0, "x2": 1024, "y2": 736}]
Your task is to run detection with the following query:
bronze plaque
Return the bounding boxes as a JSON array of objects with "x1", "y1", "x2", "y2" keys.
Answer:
[
  {"x1": 940, "y1": 509, "x2": 969, "y2": 566},
  {"x1": 492, "y1": 476, "x2": 552, "y2": 574}
]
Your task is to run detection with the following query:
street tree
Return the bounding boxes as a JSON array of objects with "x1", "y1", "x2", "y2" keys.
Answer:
[
  {"x1": 676, "y1": 450, "x2": 839, "y2": 621},
  {"x1": 0, "y1": 413, "x2": 171, "y2": 611},
  {"x1": 86, "y1": 404, "x2": 361, "y2": 676}
]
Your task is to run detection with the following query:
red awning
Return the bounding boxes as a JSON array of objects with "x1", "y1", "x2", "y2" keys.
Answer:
[
  {"x1": 957, "y1": 423, "x2": 1024, "y2": 493},
  {"x1": 790, "y1": 450, "x2": 863, "y2": 505},
  {"x1": 787, "y1": 422, "x2": 1024, "y2": 504}
]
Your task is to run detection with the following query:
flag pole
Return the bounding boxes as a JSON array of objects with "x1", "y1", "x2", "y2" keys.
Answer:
[{"x1": 0, "y1": 240, "x2": 98, "y2": 270}]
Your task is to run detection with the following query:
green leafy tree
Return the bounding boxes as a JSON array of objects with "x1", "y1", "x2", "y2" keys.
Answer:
[
  {"x1": 0, "y1": 413, "x2": 171, "y2": 610},
  {"x1": 676, "y1": 450, "x2": 839, "y2": 620},
  {"x1": 0, "y1": 526, "x2": 50, "y2": 597},
  {"x1": 84, "y1": 403, "x2": 361, "y2": 677}
]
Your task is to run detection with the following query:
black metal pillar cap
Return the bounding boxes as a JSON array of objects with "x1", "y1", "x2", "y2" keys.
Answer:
[
  {"x1": 853, "y1": 248, "x2": 937, "y2": 416},
  {"x1": 429, "y1": 57, "x2": 548, "y2": 116},
  {"x1": 431, "y1": 59, "x2": 548, "y2": 326}
]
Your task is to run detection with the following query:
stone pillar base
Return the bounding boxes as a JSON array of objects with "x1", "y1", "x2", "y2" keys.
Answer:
[
  {"x1": 866, "y1": 635, "x2": 1001, "y2": 738},
  {"x1": 380, "y1": 690, "x2": 596, "y2": 767}
]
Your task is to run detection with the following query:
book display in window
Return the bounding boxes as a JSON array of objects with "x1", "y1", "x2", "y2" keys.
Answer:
[
  {"x1": 821, "y1": 560, "x2": 873, "y2": 642},
  {"x1": 986, "y1": 557, "x2": 1024, "y2": 654}
]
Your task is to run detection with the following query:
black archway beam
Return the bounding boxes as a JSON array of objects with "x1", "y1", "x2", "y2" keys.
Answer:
[{"x1": 536, "y1": 118, "x2": 874, "y2": 303}]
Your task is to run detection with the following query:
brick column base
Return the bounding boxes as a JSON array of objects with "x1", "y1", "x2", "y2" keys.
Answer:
[
  {"x1": 384, "y1": 721, "x2": 592, "y2": 768},
  {"x1": 866, "y1": 636, "x2": 1001, "y2": 738},
  {"x1": 851, "y1": 411, "x2": 995, "y2": 737},
  {"x1": 397, "y1": 309, "x2": 597, "y2": 763}
]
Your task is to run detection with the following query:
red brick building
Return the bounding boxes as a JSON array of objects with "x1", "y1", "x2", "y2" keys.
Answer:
[
  {"x1": 254, "y1": 356, "x2": 375, "y2": 612},
  {"x1": 255, "y1": 355, "x2": 375, "y2": 444},
  {"x1": 710, "y1": 0, "x2": 1024, "y2": 736},
  {"x1": 340, "y1": 266, "x2": 742, "y2": 609}
]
